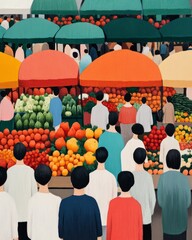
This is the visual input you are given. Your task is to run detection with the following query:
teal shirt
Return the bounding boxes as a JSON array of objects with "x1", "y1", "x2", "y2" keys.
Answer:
[
  {"x1": 99, "y1": 131, "x2": 124, "y2": 180},
  {"x1": 157, "y1": 171, "x2": 191, "y2": 235}
]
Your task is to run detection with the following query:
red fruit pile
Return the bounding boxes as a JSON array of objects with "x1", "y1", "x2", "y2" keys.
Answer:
[
  {"x1": 143, "y1": 126, "x2": 167, "y2": 151},
  {"x1": 24, "y1": 149, "x2": 50, "y2": 170}
]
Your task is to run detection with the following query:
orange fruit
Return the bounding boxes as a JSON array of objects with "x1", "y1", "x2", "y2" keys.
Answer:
[
  {"x1": 189, "y1": 169, "x2": 192, "y2": 176},
  {"x1": 158, "y1": 169, "x2": 163, "y2": 175},
  {"x1": 183, "y1": 169, "x2": 188, "y2": 176},
  {"x1": 62, "y1": 169, "x2": 69, "y2": 176},
  {"x1": 52, "y1": 171, "x2": 57, "y2": 177},
  {"x1": 68, "y1": 150, "x2": 73, "y2": 156},
  {"x1": 59, "y1": 160, "x2": 65, "y2": 166},
  {"x1": 52, "y1": 165, "x2": 58, "y2": 171},
  {"x1": 53, "y1": 150, "x2": 60, "y2": 157},
  {"x1": 67, "y1": 163, "x2": 74, "y2": 172},
  {"x1": 148, "y1": 169, "x2": 153, "y2": 175}
]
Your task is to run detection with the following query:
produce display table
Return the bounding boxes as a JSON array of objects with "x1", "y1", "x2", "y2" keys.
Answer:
[{"x1": 49, "y1": 175, "x2": 192, "y2": 190}]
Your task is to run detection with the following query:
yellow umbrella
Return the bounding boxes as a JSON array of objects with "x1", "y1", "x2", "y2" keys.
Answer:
[
  {"x1": 159, "y1": 51, "x2": 192, "y2": 88},
  {"x1": 0, "y1": 52, "x2": 21, "y2": 88}
]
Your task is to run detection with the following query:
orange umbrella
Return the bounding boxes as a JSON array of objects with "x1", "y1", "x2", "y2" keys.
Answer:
[
  {"x1": 19, "y1": 50, "x2": 79, "y2": 87},
  {"x1": 80, "y1": 50, "x2": 162, "y2": 87}
]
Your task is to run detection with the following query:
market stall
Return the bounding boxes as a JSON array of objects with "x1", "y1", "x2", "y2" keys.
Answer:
[
  {"x1": 103, "y1": 18, "x2": 161, "y2": 43},
  {"x1": 0, "y1": 52, "x2": 21, "y2": 89},
  {"x1": 0, "y1": 0, "x2": 33, "y2": 14},
  {"x1": 3, "y1": 18, "x2": 60, "y2": 44}
]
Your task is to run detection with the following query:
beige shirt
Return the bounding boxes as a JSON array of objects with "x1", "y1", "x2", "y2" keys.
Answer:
[{"x1": 163, "y1": 102, "x2": 175, "y2": 124}]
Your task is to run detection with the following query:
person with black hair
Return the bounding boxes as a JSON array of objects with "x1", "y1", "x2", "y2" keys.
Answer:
[
  {"x1": 9, "y1": 15, "x2": 15, "y2": 28},
  {"x1": 59, "y1": 166, "x2": 102, "y2": 240},
  {"x1": 99, "y1": 112, "x2": 124, "y2": 179},
  {"x1": 160, "y1": 123, "x2": 180, "y2": 172},
  {"x1": 91, "y1": 91, "x2": 109, "y2": 130},
  {"x1": 136, "y1": 97, "x2": 153, "y2": 133},
  {"x1": 160, "y1": 42, "x2": 169, "y2": 60},
  {"x1": 27, "y1": 164, "x2": 61, "y2": 240},
  {"x1": 5, "y1": 143, "x2": 37, "y2": 240},
  {"x1": 0, "y1": 88, "x2": 14, "y2": 132},
  {"x1": 119, "y1": 92, "x2": 137, "y2": 144},
  {"x1": 49, "y1": 87, "x2": 62, "y2": 131},
  {"x1": 121, "y1": 123, "x2": 147, "y2": 172},
  {"x1": 79, "y1": 48, "x2": 92, "y2": 73},
  {"x1": 142, "y1": 42, "x2": 153, "y2": 59},
  {"x1": 1, "y1": 16, "x2": 9, "y2": 30},
  {"x1": 15, "y1": 43, "x2": 24, "y2": 62},
  {"x1": 107, "y1": 171, "x2": 142, "y2": 240},
  {"x1": 157, "y1": 149, "x2": 191, "y2": 240},
  {"x1": 86, "y1": 147, "x2": 117, "y2": 239},
  {"x1": 26, "y1": 44, "x2": 32, "y2": 57},
  {"x1": 0, "y1": 167, "x2": 18, "y2": 240},
  {"x1": 153, "y1": 49, "x2": 162, "y2": 65},
  {"x1": 163, "y1": 96, "x2": 175, "y2": 124},
  {"x1": 130, "y1": 148, "x2": 156, "y2": 240}
]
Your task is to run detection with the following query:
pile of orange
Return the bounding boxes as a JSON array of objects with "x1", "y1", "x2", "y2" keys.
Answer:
[
  {"x1": 108, "y1": 94, "x2": 126, "y2": 106},
  {"x1": 144, "y1": 160, "x2": 164, "y2": 175}
]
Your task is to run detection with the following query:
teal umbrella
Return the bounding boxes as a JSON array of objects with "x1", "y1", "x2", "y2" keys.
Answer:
[
  {"x1": 31, "y1": 0, "x2": 78, "y2": 15},
  {"x1": 55, "y1": 22, "x2": 105, "y2": 44},
  {"x1": 160, "y1": 18, "x2": 192, "y2": 42},
  {"x1": 103, "y1": 18, "x2": 161, "y2": 43},
  {"x1": 3, "y1": 18, "x2": 60, "y2": 44},
  {"x1": 80, "y1": 0, "x2": 142, "y2": 15},
  {"x1": 0, "y1": 26, "x2": 6, "y2": 43}
]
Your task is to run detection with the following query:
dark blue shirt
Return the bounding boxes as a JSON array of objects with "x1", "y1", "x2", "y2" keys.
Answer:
[{"x1": 59, "y1": 195, "x2": 102, "y2": 240}]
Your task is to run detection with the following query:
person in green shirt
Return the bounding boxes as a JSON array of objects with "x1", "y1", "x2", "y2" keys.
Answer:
[{"x1": 157, "y1": 149, "x2": 191, "y2": 240}]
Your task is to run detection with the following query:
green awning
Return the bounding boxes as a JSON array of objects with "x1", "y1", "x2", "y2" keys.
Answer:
[
  {"x1": 80, "y1": 0, "x2": 142, "y2": 15},
  {"x1": 0, "y1": 26, "x2": 6, "y2": 43},
  {"x1": 143, "y1": 0, "x2": 191, "y2": 15},
  {"x1": 3, "y1": 18, "x2": 60, "y2": 44},
  {"x1": 160, "y1": 18, "x2": 192, "y2": 42},
  {"x1": 31, "y1": 0, "x2": 78, "y2": 15},
  {"x1": 103, "y1": 18, "x2": 161, "y2": 43},
  {"x1": 55, "y1": 22, "x2": 105, "y2": 44}
]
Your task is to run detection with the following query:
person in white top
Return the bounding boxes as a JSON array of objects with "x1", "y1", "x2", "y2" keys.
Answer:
[
  {"x1": 91, "y1": 91, "x2": 109, "y2": 130},
  {"x1": 86, "y1": 147, "x2": 117, "y2": 240},
  {"x1": 121, "y1": 123, "x2": 147, "y2": 172},
  {"x1": 28, "y1": 164, "x2": 61, "y2": 240},
  {"x1": 1, "y1": 16, "x2": 9, "y2": 30},
  {"x1": 136, "y1": 97, "x2": 153, "y2": 133},
  {"x1": 5, "y1": 143, "x2": 37, "y2": 240},
  {"x1": 0, "y1": 167, "x2": 18, "y2": 240},
  {"x1": 153, "y1": 50, "x2": 162, "y2": 65},
  {"x1": 160, "y1": 124, "x2": 180, "y2": 172},
  {"x1": 15, "y1": 44, "x2": 25, "y2": 62},
  {"x1": 130, "y1": 148, "x2": 156, "y2": 240}
]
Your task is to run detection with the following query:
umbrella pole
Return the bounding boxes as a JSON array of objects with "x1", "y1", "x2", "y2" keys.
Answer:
[
  {"x1": 160, "y1": 86, "x2": 163, "y2": 109},
  {"x1": 184, "y1": 88, "x2": 187, "y2": 96},
  {"x1": 79, "y1": 85, "x2": 84, "y2": 127}
]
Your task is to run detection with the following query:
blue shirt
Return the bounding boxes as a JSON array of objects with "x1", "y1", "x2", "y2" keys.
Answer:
[
  {"x1": 157, "y1": 171, "x2": 191, "y2": 235},
  {"x1": 160, "y1": 44, "x2": 167, "y2": 55},
  {"x1": 59, "y1": 195, "x2": 102, "y2": 240},
  {"x1": 26, "y1": 48, "x2": 32, "y2": 57},
  {"x1": 79, "y1": 54, "x2": 92, "y2": 73},
  {"x1": 49, "y1": 97, "x2": 62, "y2": 127}
]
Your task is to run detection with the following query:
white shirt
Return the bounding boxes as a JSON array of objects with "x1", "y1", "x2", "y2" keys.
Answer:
[
  {"x1": 5, "y1": 165, "x2": 37, "y2": 222},
  {"x1": 142, "y1": 46, "x2": 150, "y2": 55},
  {"x1": 121, "y1": 138, "x2": 147, "y2": 172},
  {"x1": 136, "y1": 104, "x2": 153, "y2": 132},
  {"x1": 28, "y1": 192, "x2": 61, "y2": 240},
  {"x1": 91, "y1": 103, "x2": 109, "y2": 130},
  {"x1": 1, "y1": 20, "x2": 9, "y2": 30},
  {"x1": 85, "y1": 169, "x2": 117, "y2": 226},
  {"x1": 0, "y1": 192, "x2": 18, "y2": 240},
  {"x1": 131, "y1": 171, "x2": 156, "y2": 224},
  {"x1": 153, "y1": 55, "x2": 162, "y2": 65},
  {"x1": 15, "y1": 47, "x2": 25, "y2": 62},
  {"x1": 160, "y1": 136, "x2": 180, "y2": 172}
]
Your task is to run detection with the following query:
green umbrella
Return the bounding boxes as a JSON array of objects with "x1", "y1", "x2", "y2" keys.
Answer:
[
  {"x1": 55, "y1": 22, "x2": 105, "y2": 44},
  {"x1": 0, "y1": 26, "x2": 6, "y2": 43},
  {"x1": 160, "y1": 18, "x2": 192, "y2": 42},
  {"x1": 103, "y1": 18, "x2": 161, "y2": 43},
  {"x1": 3, "y1": 18, "x2": 60, "y2": 44}
]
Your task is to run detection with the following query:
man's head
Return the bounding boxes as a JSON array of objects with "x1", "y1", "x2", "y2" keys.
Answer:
[
  {"x1": 133, "y1": 148, "x2": 146, "y2": 165},
  {"x1": 166, "y1": 149, "x2": 181, "y2": 170},
  {"x1": 165, "y1": 124, "x2": 175, "y2": 137},
  {"x1": 0, "y1": 167, "x2": 7, "y2": 187},
  {"x1": 96, "y1": 91, "x2": 104, "y2": 101},
  {"x1": 132, "y1": 123, "x2": 144, "y2": 136},
  {"x1": 52, "y1": 87, "x2": 59, "y2": 96},
  {"x1": 4, "y1": 16, "x2": 7, "y2": 20},
  {"x1": 27, "y1": 43, "x2": 31, "y2": 49},
  {"x1": 142, "y1": 97, "x2": 147, "y2": 104},
  {"x1": 95, "y1": 147, "x2": 108, "y2": 164},
  {"x1": 71, "y1": 166, "x2": 89, "y2": 189},
  {"x1": 167, "y1": 96, "x2": 172, "y2": 103},
  {"x1": 72, "y1": 52, "x2": 78, "y2": 59},
  {"x1": 11, "y1": 15, "x2": 14, "y2": 19},
  {"x1": 84, "y1": 49, "x2": 88, "y2": 54},
  {"x1": 155, "y1": 50, "x2": 160, "y2": 55},
  {"x1": 109, "y1": 111, "x2": 118, "y2": 126},
  {"x1": 35, "y1": 164, "x2": 52, "y2": 186},
  {"x1": 18, "y1": 44, "x2": 23, "y2": 48},
  {"x1": 14, "y1": 142, "x2": 26, "y2": 160},
  {"x1": 124, "y1": 93, "x2": 131, "y2": 103},
  {"x1": 118, "y1": 171, "x2": 134, "y2": 192}
]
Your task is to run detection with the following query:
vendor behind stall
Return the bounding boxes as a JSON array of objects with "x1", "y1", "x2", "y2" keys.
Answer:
[{"x1": 0, "y1": 89, "x2": 14, "y2": 132}]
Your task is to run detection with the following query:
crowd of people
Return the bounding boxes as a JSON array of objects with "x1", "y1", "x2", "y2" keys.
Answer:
[{"x1": 0, "y1": 89, "x2": 190, "y2": 240}]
